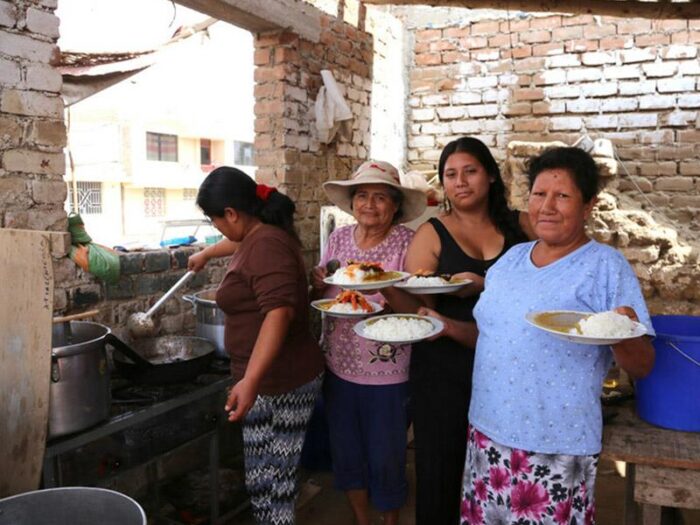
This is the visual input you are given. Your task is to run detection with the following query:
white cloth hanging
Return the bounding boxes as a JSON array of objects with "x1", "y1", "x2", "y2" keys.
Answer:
[{"x1": 315, "y1": 70, "x2": 353, "y2": 144}]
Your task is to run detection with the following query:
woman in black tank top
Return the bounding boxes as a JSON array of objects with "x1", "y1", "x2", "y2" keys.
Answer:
[{"x1": 383, "y1": 137, "x2": 531, "y2": 525}]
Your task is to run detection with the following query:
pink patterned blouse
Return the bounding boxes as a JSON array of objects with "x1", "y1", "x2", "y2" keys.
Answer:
[{"x1": 319, "y1": 224, "x2": 414, "y2": 385}]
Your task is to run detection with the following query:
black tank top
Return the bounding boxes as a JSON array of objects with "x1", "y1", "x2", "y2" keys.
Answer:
[{"x1": 411, "y1": 215, "x2": 524, "y2": 385}]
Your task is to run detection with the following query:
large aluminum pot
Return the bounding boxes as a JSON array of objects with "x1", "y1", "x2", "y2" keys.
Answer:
[
  {"x1": 49, "y1": 321, "x2": 111, "y2": 439},
  {"x1": 0, "y1": 487, "x2": 146, "y2": 525},
  {"x1": 183, "y1": 289, "x2": 227, "y2": 359}
]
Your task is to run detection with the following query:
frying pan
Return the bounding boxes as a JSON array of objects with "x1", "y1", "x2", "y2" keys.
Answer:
[{"x1": 106, "y1": 334, "x2": 216, "y2": 385}]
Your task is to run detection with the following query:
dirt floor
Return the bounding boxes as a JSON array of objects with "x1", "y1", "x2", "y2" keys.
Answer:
[{"x1": 230, "y1": 453, "x2": 700, "y2": 525}]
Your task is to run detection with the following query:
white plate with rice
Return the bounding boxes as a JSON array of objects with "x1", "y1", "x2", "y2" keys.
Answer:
[
  {"x1": 526, "y1": 310, "x2": 647, "y2": 345},
  {"x1": 394, "y1": 275, "x2": 472, "y2": 295},
  {"x1": 311, "y1": 299, "x2": 383, "y2": 318},
  {"x1": 323, "y1": 270, "x2": 410, "y2": 291},
  {"x1": 353, "y1": 314, "x2": 444, "y2": 344}
]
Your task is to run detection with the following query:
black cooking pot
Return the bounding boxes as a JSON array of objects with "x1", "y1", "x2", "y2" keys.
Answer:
[{"x1": 106, "y1": 334, "x2": 216, "y2": 385}]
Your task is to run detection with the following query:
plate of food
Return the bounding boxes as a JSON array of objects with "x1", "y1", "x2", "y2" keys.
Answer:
[
  {"x1": 394, "y1": 270, "x2": 472, "y2": 294},
  {"x1": 525, "y1": 310, "x2": 647, "y2": 345},
  {"x1": 311, "y1": 290, "x2": 383, "y2": 318},
  {"x1": 323, "y1": 260, "x2": 410, "y2": 290},
  {"x1": 353, "y1": 314, "x2": 444, "y2": 344}
]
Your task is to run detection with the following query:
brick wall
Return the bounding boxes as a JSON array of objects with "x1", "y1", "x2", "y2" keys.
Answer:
[
  {"x1": 408, "y1": 13, "x2": 700, "y2": 242},
  {"x1": 252, "y1": 10, "x2": 373, "y2": 266},
  {"x1": 0, "y1": 0, "x2": 66, "y2": 232}
]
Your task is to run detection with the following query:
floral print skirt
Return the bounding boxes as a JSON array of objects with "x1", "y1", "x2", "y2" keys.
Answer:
[{"x1": 461, "y1": 425, "x2": 598, "y2": 525}]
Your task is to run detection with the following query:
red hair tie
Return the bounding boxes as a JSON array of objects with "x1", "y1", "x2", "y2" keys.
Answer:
[{"x1": 255, "y1": 183, "x2": 277, "y2": 202}]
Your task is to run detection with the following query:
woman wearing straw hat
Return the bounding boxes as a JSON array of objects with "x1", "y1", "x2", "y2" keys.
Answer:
[{"x1": 310, "y1": 160, "x2": 426, "y2": 525}]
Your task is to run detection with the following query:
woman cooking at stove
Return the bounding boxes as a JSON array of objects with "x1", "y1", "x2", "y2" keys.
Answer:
[
  {"x1": 310, "y1": 160, "x2": 427, "y2": 525},
  {"x1": 383, "y1": 137, "x2": 532, "y2": 525},
  {"x1": 460, "y1": 147, "x2": 654, "y2": 524},
  {"x1": 192, "y1": 166, "x2": 324, "y2": 525}
]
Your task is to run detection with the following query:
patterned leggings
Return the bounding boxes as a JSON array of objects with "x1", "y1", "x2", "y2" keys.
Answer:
[{"x1": 242, "y1": 374, "x2": 322, "y2": 525}]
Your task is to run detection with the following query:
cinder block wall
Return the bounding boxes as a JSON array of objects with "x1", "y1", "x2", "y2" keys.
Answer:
[{"x1": 407, "y1": 14, "x2": 700, "y2": 242}]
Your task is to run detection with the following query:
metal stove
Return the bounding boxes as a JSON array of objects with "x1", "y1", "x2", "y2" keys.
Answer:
[{"x1": 42, "y1": 359, "x2": 235, "y2": 524}]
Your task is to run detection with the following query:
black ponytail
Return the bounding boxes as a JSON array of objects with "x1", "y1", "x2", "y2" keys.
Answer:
[{"x1": 196, "y1": 166, "x2": 299, "y2": 241}]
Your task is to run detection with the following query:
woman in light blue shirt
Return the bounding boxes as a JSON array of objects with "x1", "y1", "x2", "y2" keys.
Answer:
[{"x1": 460, "y1": 147, "x2": 654, "y2": 525}]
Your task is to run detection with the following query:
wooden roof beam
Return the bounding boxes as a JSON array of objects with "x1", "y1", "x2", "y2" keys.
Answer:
[
  {"x1": 175, "y1": 0, "x2": 322, "y2": 41},
  {"x1": 363, "y1": 0, "x2": 700, "y2": 20}
]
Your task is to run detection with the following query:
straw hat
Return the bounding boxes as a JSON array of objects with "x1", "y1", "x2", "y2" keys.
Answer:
[{"x1": 323, "y1": 160, "x2": 427, "y2": 223}]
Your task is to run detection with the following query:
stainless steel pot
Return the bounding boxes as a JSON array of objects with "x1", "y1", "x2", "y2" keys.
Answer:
[
  {"x1": 50, "y1": 321, "x2": 111, "y2": 439},
  {"x1": 183, "y1": 289, "x2": 227, "y2": 359}
]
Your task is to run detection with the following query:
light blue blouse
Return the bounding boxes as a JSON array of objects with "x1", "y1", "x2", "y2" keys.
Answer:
[{"x1": 469, "y1": 240, "x2": 653, "y2": 455}]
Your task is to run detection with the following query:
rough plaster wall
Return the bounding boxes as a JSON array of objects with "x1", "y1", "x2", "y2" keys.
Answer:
[{"x1": 366, "y1": 6, "x2": 407, "y2": 169}]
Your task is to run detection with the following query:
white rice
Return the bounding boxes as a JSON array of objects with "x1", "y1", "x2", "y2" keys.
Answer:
[
  {"x1": 332, "y1": 267, "x2": 367, "y2": 284},
  {"x1": 328, "y1": 302, "x2": 363, "y2": 313},
  {"x1": 364, "y1": 317, "x2": 433, "y2": 341},
  {"x1": 406, "y1": 275, "x2": 448, "y2": 286},
  {"x1": 572, "y1": 311, "x2": 638, "y2": 338}
]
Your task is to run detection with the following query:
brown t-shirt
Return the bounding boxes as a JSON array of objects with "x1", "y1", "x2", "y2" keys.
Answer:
[{"x1": 215, "y1": 224, "x2": 323, "y2": 395}]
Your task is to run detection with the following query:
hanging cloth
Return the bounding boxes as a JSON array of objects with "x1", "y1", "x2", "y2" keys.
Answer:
[{"x1": 314, "y1": 69, "x2": 353, "y2": 144}]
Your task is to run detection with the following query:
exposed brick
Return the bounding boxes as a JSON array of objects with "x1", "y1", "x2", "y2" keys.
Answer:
[
  {"x1": 679, "y1": 60, "x2": 700, "y2": 75},
  {"x1": 620, "y1": 48, "x2": 656, "y2": 64},
  {"x1": 546, "y1": 54, "x2": 580, "y2": 68},
  {"x1": 451, "y1": 92, "x2": 481, "y2": 105},
  {"x1": 544, "y1": 85, "x2": 580, "y2": 99},
  {"x1": 0, "y1": 0, "x2": 16, "y2": 28},
  {"x1": 254, "y1": 48, "x2": 271, "y2": 65},
  {"x1": 619, "y1": 80, "x2": 656, "y2": 96},
  {"x1": 678, "y1": 94, "x2": 700, "y2": 108},
  {"x1": 519, "y1": 30, "x2": 551, "y2": 44},
  {"x1": 638, "y1": 95, "x2": 676, "y2": 110},
  {"x1": 467, "y1": 104, "x2": 499, "y2": 117},
  {"x1": 459, "y1": 36, "x2": 487, "y2": 49},
  {"x1": 532, "y1": 43, "x2": 563, "y2": 56},
  {"x1": 562, "y1": 14, "x2": 595, "y2": 27},
  {"x1": 144, "y1": 251, "x2": 171, "y2": 272},
  {"x1": 0, "y1": 115, "x2": 22, "y2": 147},
  {"x1": 604, "y1": 65, "x2": 641, "y2": 80},
  {"x1": 635, "y1": 34, "x2": 670, "y2": 47},
  {"x1": 451, "y1": 121, "x2": 481, "y2": 134},
  {"x1": 581, "y1": 82, "x2": 618, "y2": 97},
  {"x1": 412, "y1": 108, "x2": 435, "y2": 121},
  {"x1": 567, "y1": 99, "x2": 601, "y2": 113},
  {"x1": 566, "y1": 67, "x2": 602, "y2": 82},
  {"x1": 662, "y1": 45, "x2": 698, "y2": 60},
  {"x1": 585, "y1": 24, "x2": 616, "y2": 39},
  {"x1": 422, "y1": 94, "x2": 449, "y2": 106},
  {"x1": 26, "y1": 7, "x2": 59, "y2": 38},
  {"x1": 677, "y1": 130, "x2": 700, "y2": 146},
  {"x1": 421, "y1": 122, "x2": 450, "y2": 134},
  {"x1": 581, "y1": 52, "x2": 616, "y2": 66},
  {"x1": 680, "y1": 162, "x2": 700, "y2": 175},
  {"x1": 670, "y1": 31, "x2": 700, "y2": 44},
  {"x1": 617, "y1": 19, "x2": 651, "y2": 35},
  {"x1": 565, "y1": 39, "x2": 599, "y2": 53},
  {"x1": 601, "y1": 98, "x2": 638, "y2": 112},
  {"x1": 408, "y1": 135, "x2": 434, "y2": 148},
  {"x1": 663, "y1": 110, "x2": 697, "y2": 127},
  {"x1": 0, "y1": 57, "x2": 20, "y2": 86},
  {"x1": 488, "y1": 34, "x2": 511, "y2": 48},
  {"x1": 3, "y1": 149, "x2": 64, "y2": 175},
  {"x1": 415, "y1": 29, "x2": 441, "y2": 42},
  {"x1": 656, "y1": 19, "x2": 688, "y2": 32},
  {"x1": 467, "y1": 76, "x2": 498, "y2": 89},
  {"x1": 550, "y1": 116, "x2": 583, "y2": 131},
  {"x1": 415, "y1": 53, "x2": 441, "y2": 66},
  {"x1": 513, "y1": 119, "x2": 547, "y2": 132},
  {"x1": 444, "y1": 27, "x2": 470, "y2": 38},
  {"x1": 642, "y1": 62, "x2": 678, "y2": 78},
  {"x1": 471, "y1": 21, "x2": 499, "y2": 35},
  {"x1": 552, "y1": 26, "x2": 582, "y2": 41},
  {"x1": 619, "y1": 113, "x2": 658, "y2": 128},
  {"x1": 0, "y1": 32, "x2": 55, "y2": 62},
  {"x1": 436, "y1": 106, "x2": 465, "y2": 120},
  {"x1": 599, "y1": 37, "x2": 632, "y2": 50},
  {"x1": 533, "y1": 69, "x2": 566, "y2": 85},
  {"x1": 31, "y1": 180, "x2": 66, "y2": 204},
  {"x1": 657, "y1": 78, "x2": 696, "y2": 93},
  {"x1": 656, "y1": 177, "x2": 694, "y2": 191},
  {"x1": 23, "y1": 63, "x2": 62, "y2": 92},
  {"x1": 585, "y1": 115, "x2": 619, "y2": 129},
  {"x1": 514, "y1": 57, "x2": 546, "y2": 72},
  {"x1": 503, "y1": 102, "x2": 532, "y2": 116},
  {"x1": 509, "y1": 46, "x2": 532, "y2": 59},
  {"x1": 513, "y1": 88, "x2": 544, "y2": 101},
  {"x1": 472, "y1": 50, "x2": 499, "y2": 62}
]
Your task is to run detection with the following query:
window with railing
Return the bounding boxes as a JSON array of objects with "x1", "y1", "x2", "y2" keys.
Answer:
[
  {"x1": 200, "y1": 138, "x2": 211, "y2": 165},
  {"x1": 144, "y1": 187, "x2": 166, "y2": 217},
  {"x1": 67, "y1": 181, "x2": 103, "y2": 214},
  {"x1": 146, "y1": 132, "x2": 178, "y2": 162},
  {"x1": 233, "y1": 140, "x2": 254, "y2": 166}
]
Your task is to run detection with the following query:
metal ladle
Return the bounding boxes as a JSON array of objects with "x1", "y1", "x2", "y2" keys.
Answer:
[{"x1": 127, "y1": 271, "x2": 195, "y2": 338}]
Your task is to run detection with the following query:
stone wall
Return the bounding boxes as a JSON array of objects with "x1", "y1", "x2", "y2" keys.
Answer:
[
  {"x1": 506, "y1": 141, "x2": 700, "y2": 315},
  {"x1": 252, "y1": 6, "x2": 373, "y2": 267},
  {"x1": 407, "y1": 13, "x2": 700, "y2": 244},
  {"x1": 0, "y1": 1, "x2": 66, "y2": 232}
]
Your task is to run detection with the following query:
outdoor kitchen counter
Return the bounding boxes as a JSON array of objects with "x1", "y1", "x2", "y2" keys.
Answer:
[
  {"x1": 601, "y1": 402, "x2": 700, "y2": 524},
  {"x1": 43, "y1": 374, "x2": 234, "y2": 524}
]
